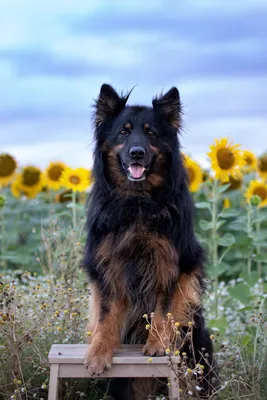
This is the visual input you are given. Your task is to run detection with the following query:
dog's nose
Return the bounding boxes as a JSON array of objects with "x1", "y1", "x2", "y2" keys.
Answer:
[{"x1": 129, "y1": 146, "x2": 146, "y2": 159}]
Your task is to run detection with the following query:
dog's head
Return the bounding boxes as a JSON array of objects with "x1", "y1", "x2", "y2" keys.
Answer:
[{"x1": 93, "y1": 84, "x2": 183, "y2": 190}]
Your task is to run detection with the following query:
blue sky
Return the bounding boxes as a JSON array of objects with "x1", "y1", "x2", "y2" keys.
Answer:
[{"x1": 1, "y1": 0, "x2": 267, "y2": 169}]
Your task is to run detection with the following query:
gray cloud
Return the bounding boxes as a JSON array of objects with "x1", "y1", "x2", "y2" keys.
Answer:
[
  {"x1": 1, "y1": 0, "x2": 267, "y2": 166},
  {"x1": 0, "y1": 48, "x2": 103, "y2": 77},
  {"x1": 70, "y1": 5, "x2": 267, "y2": 45},
  {"x1": 1, "y1": 37, "x2": 266, "y2": 82}
]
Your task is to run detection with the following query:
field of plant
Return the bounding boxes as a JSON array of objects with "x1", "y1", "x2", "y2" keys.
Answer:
[{"x1": 0, "y1": 137, "x2": 267, "y2": 399}]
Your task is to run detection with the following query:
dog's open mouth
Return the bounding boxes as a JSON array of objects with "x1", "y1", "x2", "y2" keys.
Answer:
[{"x1": 121, "y1": 161, "x2": 147, "y2": 181}]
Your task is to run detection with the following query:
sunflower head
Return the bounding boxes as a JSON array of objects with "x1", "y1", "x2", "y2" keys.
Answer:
[
  {"x1": 0, "y1": 153, "x2": 17, "y2": 186},
  {"x1": 243, "y1": 150, "x2": 257, "y2": 172},
  {"x1": 257, "y1": 153, "x2": 267, "y2": 181},
  {"x1": 207, "y1": 138, "x2": 245, "y2": 183},
  {"x1": 245, "y1": 180, "x2": 267, "y2": 208},
  {"x1": 183, "y1": 155, "x2": 203, "y2": 192},
  {"x1": 45, "y1": 162, "x2": 67, "y2": 190},
  {"x1": 55, "y1": 189, "x2": 80, "y2": 203},
  {"x1": 60, "y1": 167, "x2": 91, "y2": 192},
  {"x1": 226, "y1": 174, "x2": 243, "y2": 192},
  {"x1": 19, "y1": 166, "x2": 44, "y2": 196}
]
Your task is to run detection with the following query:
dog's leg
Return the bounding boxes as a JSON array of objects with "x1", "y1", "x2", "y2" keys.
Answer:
[
  {"x1": 143, "y1": 271, "x2": 217, "y2": 396},
  {"x1": 84, "y1": 285, "x2": 125, "y2": 375},
  {"x1": 142, "y1": 271, "x2": 202, "y2": 356}
]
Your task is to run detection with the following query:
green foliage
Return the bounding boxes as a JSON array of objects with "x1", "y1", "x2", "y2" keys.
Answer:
[{"x1": 1, "y1": 176, "x2": 267, "y2": 398}]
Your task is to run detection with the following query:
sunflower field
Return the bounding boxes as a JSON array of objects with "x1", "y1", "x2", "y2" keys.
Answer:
[{"x1": 1, "y1": 138, "x2": 267, "y2": 399}]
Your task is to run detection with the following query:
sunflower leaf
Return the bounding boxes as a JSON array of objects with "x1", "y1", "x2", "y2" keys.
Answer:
[
  {"x1": 195, "y1": 202, "x2": 211, "y2": 210},
  {"x1": 217, "y1": 183, "x2": 231, "y2": 194},
  {"x1": 200, "y1": 220, "x2": 213, "y2": 231},
  {"x1": 252, "y1": 254, "x2": 267, "y2": 263},
  {"x1": 218, "y1": 233, "x2": 236, "y2": 247},
  {"x1": 218, "y1": 209, "x2": 241, "y2": 218}
]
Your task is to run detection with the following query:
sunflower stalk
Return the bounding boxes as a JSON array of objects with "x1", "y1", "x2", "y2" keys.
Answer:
[
  {"x1": 211, "y1": 179, "x2": 219, "y2": 318},
  {"x1": 0, "y1": 190, "x2": 6, "y2": 270},
  {"x1": 246, "y1": 204, "x2": 253, "y2": 276},
  {"x1": 255, "y1": 208, "x2": 262, "y2": 278},
  {"x1": 72, "y1": 191, "x2": 77, "y2": 230}
]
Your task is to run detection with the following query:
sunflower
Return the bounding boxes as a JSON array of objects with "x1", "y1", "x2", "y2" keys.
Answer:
[
  {"x1": 223, "y1": 198, "x2": 231, "y2": 209},
  {"x1": 243, "y1": 150, "x2": 257, "y2": 172},
  {"x1": 18, "y1": 166, "x2": 44, "y2": 195},
  {"x1": 257, "y1": 153, "x2": 267, "y2": 181},
  {"x1": 226, "y1": 174, "x2": 243, "y2": 191},
  {"x1": 45, "y1": 162, "x2": 67, "y2": 190},
  {"x1": 207, "y1": 137, "x2": 245, "y2": 182},
  {"x1": 55, "y1": 189, "x2": 80, "y2": 203},
  {"x1": 11, "y1": 179, "x2": 22, "y2": 198},
  {"x1": 245, "y1": 180, "x2": 267, "y2": 208},
  {"x1": 60, "y1": 167, "x2": 91, "y2": 192},
  {"x1": 0, "y1": 153, "x2": 17, "y2": 186},
  {"x1": 183, "y1": 155, "x2": 203, "y2": 192}
]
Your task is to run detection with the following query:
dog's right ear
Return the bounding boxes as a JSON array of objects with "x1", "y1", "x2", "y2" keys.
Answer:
[{"x1": 94, "y1": 84, "x2": 129, "y2": 128}]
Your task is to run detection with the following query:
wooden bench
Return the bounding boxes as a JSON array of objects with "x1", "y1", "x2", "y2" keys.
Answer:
[{"x1": 48, "y1": 344, "x2": 180, "y2": 399}]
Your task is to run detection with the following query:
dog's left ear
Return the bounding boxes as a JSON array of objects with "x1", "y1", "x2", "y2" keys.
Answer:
[
  {"x1": 94, "y1": 84, "x2": 130, "y2": 128},
  {"x1": 152, "y1": 87, "x2": 181, "y2": 130}
]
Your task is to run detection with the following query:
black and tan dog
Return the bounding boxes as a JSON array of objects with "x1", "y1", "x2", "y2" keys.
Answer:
[{"x1": 83, "y1": 84, "x2": 216, "y2": 398}]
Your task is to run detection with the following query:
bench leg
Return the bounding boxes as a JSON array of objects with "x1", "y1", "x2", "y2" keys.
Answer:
[
  {"x1": 168, "y1": 367, "x2": 180, "y2": 400},
  {"x1": 48, "y1": 364, "x2": 59, "y2": 400}
]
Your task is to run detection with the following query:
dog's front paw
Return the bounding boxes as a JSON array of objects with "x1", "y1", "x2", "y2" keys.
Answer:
[
  {"x1": 84, "y1": 345, "x2": 113, "y2": 376},
  {"x1": 142, "y1": 340, "x2": 165, "y2": 357}
]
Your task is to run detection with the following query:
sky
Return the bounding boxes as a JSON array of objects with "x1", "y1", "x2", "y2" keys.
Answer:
[{"x1": 0, "y1": 0, "x2": 267, "y2": 170}]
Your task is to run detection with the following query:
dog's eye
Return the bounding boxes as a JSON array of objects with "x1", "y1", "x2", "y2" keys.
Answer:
[
  {"x1": 120, "y1": 130, "x2": 129, "y2": 136},
  {"x1": 147, "y1": 131, "x2": 155, "y2": 137}
]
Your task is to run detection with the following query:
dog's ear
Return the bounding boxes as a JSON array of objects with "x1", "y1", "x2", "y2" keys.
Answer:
[
  {"x1": 94, "y1": 84, "x2": 130, "y2": 128},
  {"x1": 152, "y1": 87, "x2": 181, "y2": 130}
]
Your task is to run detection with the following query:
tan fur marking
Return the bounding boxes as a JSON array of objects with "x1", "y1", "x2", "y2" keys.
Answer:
[
  {"x1": 96, "y1": 229, "x2": 178, "y2": 300},
  {"x1": 143, "y1": 271, "x2": 202, "y2": 356},
  {"x1": 147, "y1": 173, "x2": 163, "y2": 187},
  {"x1": 171, "y1": 271, "x2": 202, "y2": 325},
  {"x1": 144, "y1": 123, "x2": 150, "y2": 130},
  {"x1": 86, "y1": 283, "x2": 101, "y2": 343},
  {"x1": 106, "y1": 149, "x2": 127, "y2": 187},
  {"x1": 125, "y1": 122, "x2": 132, "y2": 130},
  {"x1": 84, "y1": 295, "x2": 126, "y2": 374}
]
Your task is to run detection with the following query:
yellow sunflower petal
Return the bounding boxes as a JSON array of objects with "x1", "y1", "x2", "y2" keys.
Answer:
[
  {"x1": 242, "y1": 150, "x2": 257, "y2": 172},
  {"x1": 245, "y1": 180, "x2": 267, "y2": 208},
  {"x1": 45, "y1": 161, "x2": 67, "y2": 190},
  {"x1": 207, "y1": 137, "x2": 245, "y2": 183},
  {"x1": 10, "y1": 179, "x2": 22, "y2": 198},
  {"x1": 257, "y1": 154, "x2": 267, "y2": 181},
  {"x1": 60, "y1": 167, "x2": 92, "y2": 192},
  {"x1": 18, "y1": 165, "x2": 44, "y2": 195},
  {"x1": 183, "y1": 154, "x2": 203, "y2": 192}
]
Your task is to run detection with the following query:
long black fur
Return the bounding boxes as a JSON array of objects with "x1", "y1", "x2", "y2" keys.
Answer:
[{"x1": 84, "y1": 84, "x2": 217, "y2": 399}]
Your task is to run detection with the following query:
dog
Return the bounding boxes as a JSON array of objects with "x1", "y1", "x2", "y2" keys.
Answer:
[{"x1": 83, "y1": 84, "x2": 216, "y2": 399}]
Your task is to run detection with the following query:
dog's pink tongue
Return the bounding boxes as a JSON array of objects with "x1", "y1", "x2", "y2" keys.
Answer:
[{"x1": 128, "y1": 165, "x2": 144, "y2": 179}]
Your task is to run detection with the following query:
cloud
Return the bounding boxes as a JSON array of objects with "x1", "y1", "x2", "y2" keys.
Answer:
[
  {"x1": 0, "y1": 0, "x2": 267, "y2": 169},
  {"x1": 0, "y1": 48, "x2": 102, "y2": 77},
  {"x1": 70, "y1": 2, "x2": 267, "y2": 45}
]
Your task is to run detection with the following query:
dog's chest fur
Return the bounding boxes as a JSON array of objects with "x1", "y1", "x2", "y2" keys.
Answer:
[{"x1": 95, "y1": 199, "x2": 179, "y2": 305}]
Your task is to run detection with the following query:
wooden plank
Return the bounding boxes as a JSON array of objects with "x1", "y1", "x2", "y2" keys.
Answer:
[
  {"x1": 59, "y1": 363, "x2": 170, "y2": 378},
  {"x1": 48, "y1": 364, "x2": 59, "y2": 400},
  {"x1": 48, "y1": 344, "x2": 179, "y2": 365},
  {"x1": 168, "y1": 367, "x2": 180, "y2": 400}
]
